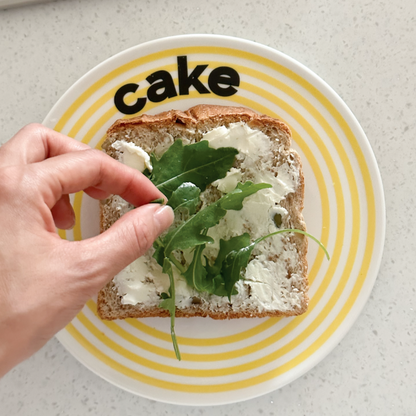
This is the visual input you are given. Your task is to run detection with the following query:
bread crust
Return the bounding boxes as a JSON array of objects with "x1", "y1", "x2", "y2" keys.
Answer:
[{"x1": 97, "y1": 105, "x2": 308, "y2": 321}]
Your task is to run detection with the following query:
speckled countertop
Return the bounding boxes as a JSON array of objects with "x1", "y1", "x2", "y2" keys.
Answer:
[{"x1": 0, "y1": 0, "x2": 415, "y2": 414}]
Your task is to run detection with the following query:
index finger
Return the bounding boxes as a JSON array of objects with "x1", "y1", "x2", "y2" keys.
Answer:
[
  {"x1": 0, "y1": 123, "x2": 90, "y2": 167},
  {"x1": 32, "y1": 148, "x2": 166, "y2": 208}
]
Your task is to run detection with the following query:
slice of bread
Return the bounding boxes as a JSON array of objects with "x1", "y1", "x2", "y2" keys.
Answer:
[{"x1": 97, "y1": 105, "x2": 308, "y2": 320}]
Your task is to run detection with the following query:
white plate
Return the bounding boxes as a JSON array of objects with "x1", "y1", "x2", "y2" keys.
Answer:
[{"x1": 43, "y1": 34, "x2": 385, "y2": 406}]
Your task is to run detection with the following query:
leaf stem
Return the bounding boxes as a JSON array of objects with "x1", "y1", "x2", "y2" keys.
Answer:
[
  {"x1": 161, "y1": 259, "x2": 181, "y2": 361},
  {"x1": 149, "y1": 198, "x2": 165, "y2": 204},
  {"x1": 254, "y1": 228, "x2": 330, "y2": 260},
  {"x1": 168, "y1": 254, "x2": 186, "y2": 274},
  {"x1": 170, "y1": 316, "x2": 181, "y2": 361}
]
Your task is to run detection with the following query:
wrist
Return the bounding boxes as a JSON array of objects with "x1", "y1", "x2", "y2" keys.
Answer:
[
  {"x1": 0, "y1": 321, "x2": 24, "y2": 377},
  {"x1": 0, "y1": 294, "x2": 33, "y2": 377}
]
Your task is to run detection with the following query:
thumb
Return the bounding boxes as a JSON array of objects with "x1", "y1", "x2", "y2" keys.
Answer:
[{"x1": 72, "y1": 204, "x2": 174, "y2": 291}]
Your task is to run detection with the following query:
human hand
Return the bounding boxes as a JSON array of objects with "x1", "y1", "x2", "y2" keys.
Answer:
[{"x1": 0, "y1": 124, "x2": 174, "y2": 377}]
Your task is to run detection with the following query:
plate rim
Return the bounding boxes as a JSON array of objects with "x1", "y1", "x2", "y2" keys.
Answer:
[{"x1": 45, "y1": 33, "x2": 386, "y2": 406}]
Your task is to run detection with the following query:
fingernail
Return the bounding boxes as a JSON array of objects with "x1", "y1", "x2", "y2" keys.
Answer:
[{"x1": 154, "y1": 205, "x2": 174, "y2": 234}]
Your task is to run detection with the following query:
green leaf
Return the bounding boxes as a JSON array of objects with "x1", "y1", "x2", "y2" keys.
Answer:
[
  {"x1": 222, "y1": 242, "x2": 257, "y2": 300},
  {"x1": 202, "y1": 234, "x2": 253, "y2": 298},
  {"x1": 142, "y1": 167, "x2": 151, "y2": 178},
  {"x1": 162, "y1": 181, "x2": 271, "y2": 255},
  {"x1": 158, "y1": 258, "x2": 181, "y2": 360},
  {"x1": 219, "y1": 181, "x2": 272, "y2": 210},
  {"x1": 211, "y1": 275, "x2": 238, "y2": 297},
  {"x1": 149, "y1": 197, "x2": 165, "y2": 204},
  {"x1": 204, "y1": 255, "x2": 219, "y2": 280},
  {"x1": 160, "y1": 182, "x2": 270, "y2": 300},
  {"x1": 183, "y1": 243, "x2": 210, "y2": 292},
  {"x1": 152, "y1": 238, "x2": 165, "y2": 267},
  {"x1": 220, "y1": 228, "x2": 331, "y2": 300},
  {"x1": 168, "y1": 182, "x2": 201, "y2": 214},
  {"x1": 150, "y1": 140, "x2": 238, "y2": 199},
  {"x1": 163, "y1": 201, "x2": 222, "y2": 255},
  {"x1": 211, "y1": 233, "x2": 251, "y2": 277},
  {"x1": 182, "y1": 234, "x2": 253, "y2": 296},
  {"x1": 182, "y1": 254, "x2": 237, "y2": 297}
]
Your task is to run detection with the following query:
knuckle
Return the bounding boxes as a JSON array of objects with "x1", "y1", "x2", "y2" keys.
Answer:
[
  {"x1": 21, "y1": 122, "x2": 46, "y2": 136},
  {"x1": 0, "y1": 165, "x2": 41, "y2": 206},
  {"x1": 86, "y1": 148, "x2": 103, "y2": 158},
  {"x1": 87, "y1": 148, "x2": 105, "y2": 159},
  {"x1": 82, "y1": 148, "x2": 107, "y2": 170}
]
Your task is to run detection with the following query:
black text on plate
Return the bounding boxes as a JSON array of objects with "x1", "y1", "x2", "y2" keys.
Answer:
[{"x1": 114, "y1": 56, "x2": 240, "y2": 115}]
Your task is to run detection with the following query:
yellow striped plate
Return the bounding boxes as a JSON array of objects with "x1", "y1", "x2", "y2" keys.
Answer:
[{"x1": 43, "y1": 35, "x2": 385, "y2": 405}]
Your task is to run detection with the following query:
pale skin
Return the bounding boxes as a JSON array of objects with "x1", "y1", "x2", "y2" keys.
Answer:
[{"x1": 0, "y1": 124, "x2": 174, "y2": 377}]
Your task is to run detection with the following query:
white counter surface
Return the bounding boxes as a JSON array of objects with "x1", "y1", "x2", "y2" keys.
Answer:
[{"x1": 0, "y1": 0, "x2": 415, "y2": 414}]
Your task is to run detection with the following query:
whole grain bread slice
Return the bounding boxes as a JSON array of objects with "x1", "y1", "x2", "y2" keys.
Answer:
[{"x1": 97, "y1": 105, "x2": 308, "y2": 321}]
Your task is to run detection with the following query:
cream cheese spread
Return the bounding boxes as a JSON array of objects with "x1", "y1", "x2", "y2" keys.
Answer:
[
  {"x1": 111, "y1": 123, "x2": 303, "y2": 311},
  {"x1": 212, "y1": 167, "x2": 242, "y2": 193},
  {"x1": 112, "y1": 140, "x2": 153, "y2": 172},
  {"x1": 114, "y1": 255, "x2": 195, "y2": 307}
]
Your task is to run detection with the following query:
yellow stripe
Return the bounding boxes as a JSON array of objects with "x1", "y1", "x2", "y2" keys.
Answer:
[
  {"x1": 72, "y1": 191, "x2": 83, "y2": 241},
  {"x1": 57, "y1": 229, "x2": 67, "y2": 239},
  {"x1": 78, "y1": 310, "x2": 297, "y2": 373},
  {"x1": 125, "y1": 310, "x2": 278, "y2": 347},
  {"x1": 67, "y1": 322, "x2": 286, "y2": 392}
]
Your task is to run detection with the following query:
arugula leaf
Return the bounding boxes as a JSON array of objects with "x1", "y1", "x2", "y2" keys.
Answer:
[
  {"x1": 202, "y1": 256, "x2": 224, "y2": 295},
  {"x1": 210, "y1": 233, "x2": 251, "y2": 278},
  {"x1": 181, "y1": 251, "x2": 237, "y2": 296},
  {"x1": 157, "y1": 182, "x2": 270, "y2": 311},
  {"x1": 168, "y1": 182, "x2": 201, "y2": 214},
  {"x1": 149, "y1": 198, "x2": 165, "y2": 204},
  {"x1": 211, "y1": 278, "x2": 228, "y2": 297},
  {"x1": 162, "y1": 181, "x2": 272, "y2": 255},
  {"x1": 182, "y1": 250, "x2": 237, "y2": 297},
  {"x1": 222, "y1": 243, "x2": 257, "y2": 300},
  {"x1": 158, "y1": 258, "x2": 181, "y2": 360},
  {"x1": 210, "y1": 273, "x2": 238, "y2": 297},
  {"x1": 221, "y1": 228, "x2": 331, "y2": 299},
  {"x1": 152, "y1": 238, "x2": 165, "y2": 268},
  {"x1": 150, "y1": 140, "x2": 238, "y2": 199},
  {"x1": 163, "y1": 202, "x2": 220, "y2": 254},
  {"x1": 196, "y1": 234, "x2": 251, "y2": 297},
  {"x1": 219, "y1": 181, "x2": 272, "y2": 210},
  {"x1": 183, "y1": 243, "x2": 210, "y2": 292}
]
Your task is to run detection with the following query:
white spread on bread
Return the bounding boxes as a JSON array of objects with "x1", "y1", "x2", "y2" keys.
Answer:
[
  {"x1": 111, "y1": 122, "x2": 303, "y2": 312},
  {"x1": 212, "y1": 168, "x2": 242, "y2": 193},
  {"x1": 201, "y1": 122, "x2": 270, "y2": 157},
  {"x1": 112, "y1": 140, "x2": 153, "y2": 172}
]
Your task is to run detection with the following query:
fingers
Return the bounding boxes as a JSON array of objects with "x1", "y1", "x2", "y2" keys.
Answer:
[
  {"x1": 68, "y1": 204, "x2": 174, "y2": 290},
  {"x1": 51, "y1": 195, "x2": 75, "y2": 230},
  {"x1": 0, "y1": 123, "x2": 90, "y2": 167},
  {"x1": 32, "y1": 149, "x2": 166, "y2": 208},
  {"x1": 1, "y1": 123, "x2": 166, "y2": 207}
]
